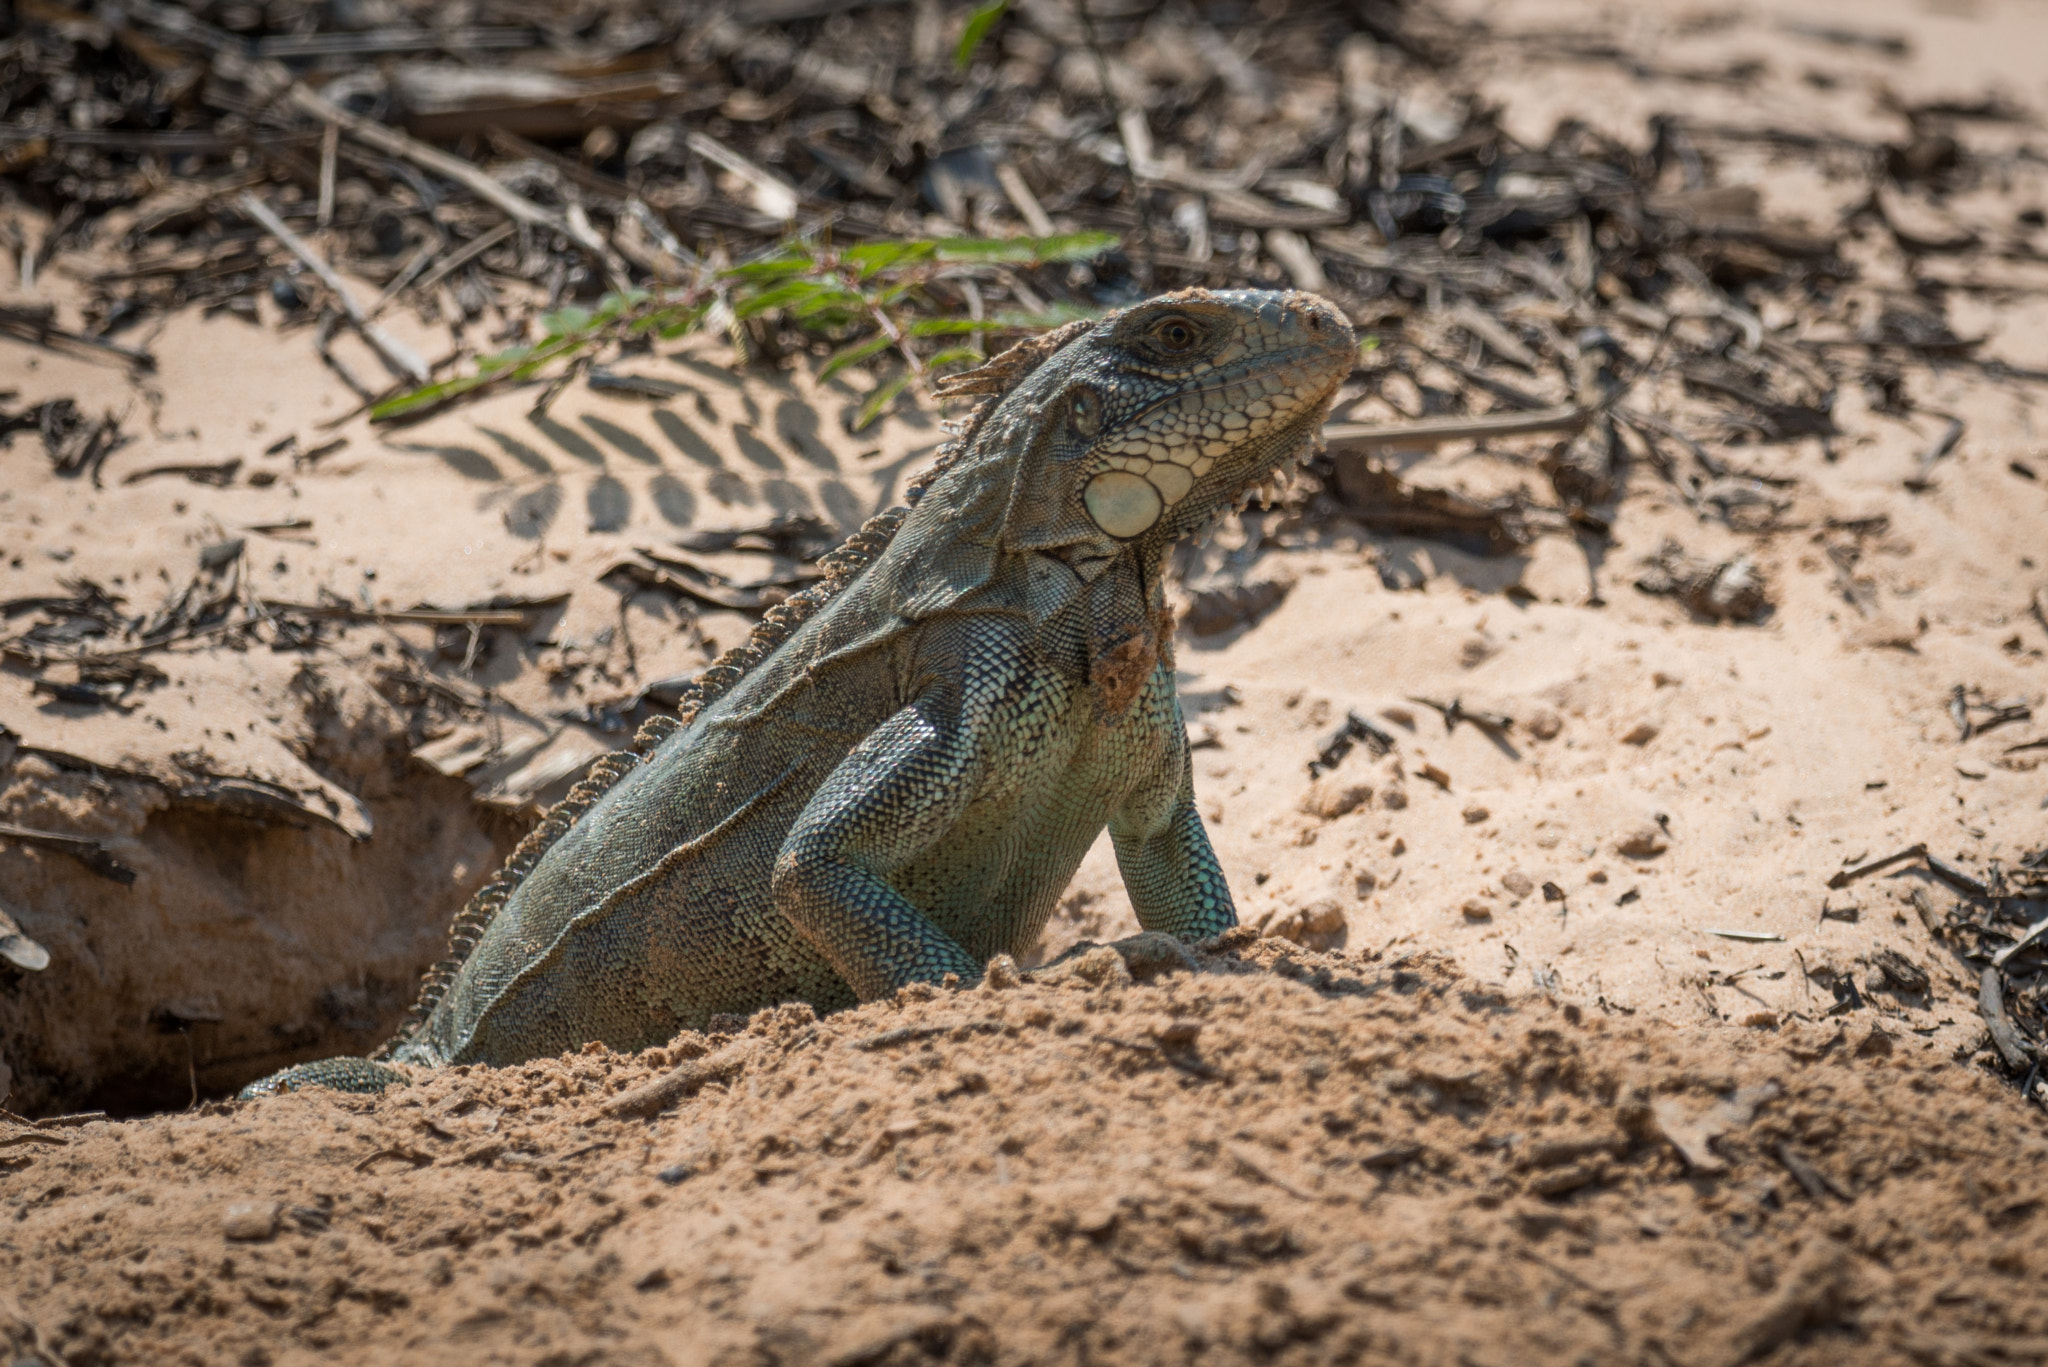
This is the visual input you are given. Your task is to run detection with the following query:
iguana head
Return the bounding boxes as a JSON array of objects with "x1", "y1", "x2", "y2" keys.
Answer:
[{"x1": 935, "y1": 288, "x2": 1355, "y2": 565}]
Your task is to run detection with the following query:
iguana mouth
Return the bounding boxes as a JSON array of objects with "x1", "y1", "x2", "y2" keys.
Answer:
[
  {"x1": 1228, "y1": 402, "x2": 1332, "y2": 512},
  {"x1": 1170, "y1": 352, "x2": 1347, "y2": 516}
]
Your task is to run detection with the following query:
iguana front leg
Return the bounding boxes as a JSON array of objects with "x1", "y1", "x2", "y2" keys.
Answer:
[
  {"x1": 771, "y1": 630, "x2": 1032, "y2": 1000},
  {"x1": 1109, "y1": 692, "x2": 1237, "y2": 942}
]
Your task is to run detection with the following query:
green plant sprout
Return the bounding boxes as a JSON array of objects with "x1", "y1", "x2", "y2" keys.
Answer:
[
  {"x1": 370, "y1": 230, "x2": 1116, "y2": 430},
  {"x1": 955, "y1": 0, "x2": 1011, "y2": 69}
]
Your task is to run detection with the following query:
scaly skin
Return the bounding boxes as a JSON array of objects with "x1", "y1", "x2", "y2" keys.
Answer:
[{"x1": 242, "y1": 288, "x2": 1354, "y2": 1096}]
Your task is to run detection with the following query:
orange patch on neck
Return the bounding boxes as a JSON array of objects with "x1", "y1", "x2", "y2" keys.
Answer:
[{"x1": 1090, "y1": 602, "x2": 1176, "y2": 721}]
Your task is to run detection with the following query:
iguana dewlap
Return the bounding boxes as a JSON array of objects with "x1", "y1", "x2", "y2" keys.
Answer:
[{"x1": 243, "y1": 288, "x2": 1353, "y2": 1095}]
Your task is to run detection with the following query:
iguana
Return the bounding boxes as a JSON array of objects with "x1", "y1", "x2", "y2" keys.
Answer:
[{"x1": 243, "y1": 287, "x2": 1354, "y2": 1096}]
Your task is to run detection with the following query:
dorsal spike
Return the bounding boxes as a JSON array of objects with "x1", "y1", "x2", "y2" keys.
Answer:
[{"x1": 931, "y1": 317, "x2": 1095, "y2": 399}]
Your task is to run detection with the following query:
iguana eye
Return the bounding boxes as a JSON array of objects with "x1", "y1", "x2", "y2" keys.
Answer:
[
  {"x1": 1069, "y1": 386, "x2": 1102, "y2": 437},
  {"x1": 1151, "y1": 316, "x2": 1199, "y2": 352}
]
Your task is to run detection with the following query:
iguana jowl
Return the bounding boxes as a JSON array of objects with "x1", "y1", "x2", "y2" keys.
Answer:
[{"x1": 245, "y1": 288, "x2": 1354, "y2": 1095}]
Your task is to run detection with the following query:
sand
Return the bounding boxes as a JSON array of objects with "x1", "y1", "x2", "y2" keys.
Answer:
[
  {"x1": 7, "y1": 940, "x2": 2048, "y2": 1367},
  {"x1": 2, "y1": 0, "x2": 2047, "y2": 1360}
]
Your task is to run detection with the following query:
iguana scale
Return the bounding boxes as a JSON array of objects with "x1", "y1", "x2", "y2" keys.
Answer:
[{"x1": 243, "y1": 287, "x2": 1354, "y2": 1095}]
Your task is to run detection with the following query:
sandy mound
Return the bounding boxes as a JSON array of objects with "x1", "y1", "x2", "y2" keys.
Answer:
[{"x1": 5, "y1": 939, "x2": 2044, "y2": 1367}]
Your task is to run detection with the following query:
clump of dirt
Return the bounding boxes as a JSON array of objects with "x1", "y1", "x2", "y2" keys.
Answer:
[{"x1": 5, "y1": 940, "x2": 2042, "y2": 1367}]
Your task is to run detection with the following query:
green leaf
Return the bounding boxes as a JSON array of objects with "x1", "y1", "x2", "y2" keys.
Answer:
[
  {"x1": 852, "y1": 372, "x2": 914, "y2": 431},
  {"x1": 818, "y1": 334, "x2": 896, "y2": 383},
  {"x1": 363, "y1": 228, "x2": 1119, "y2": 427},
  {"x1": 1359, "y1": 335, "x2": 1381, "y2": 354},
  {"x1": 905, "y1": 317, "x2": 1010, "y2": 337},
  {"x1": 370, "y1": 374, "x2": 490, "y2": 421},
  {"x1": 787, "y1": 286, "x2": 868, "y2": 321},
  {"x1": 933, "y1": 231, "x2": 1119, "y2": 265},
  {"x1": 537, "y1": 305, "x2": 595, "y2": 336},
  {"x1": 842, "y1": 240, "x2": 937, "y2": 279},
  {"x1": 474, "y1": 345, "x2": 533, "y2": 376},
  {"x1": 654, "y1": 304, "x2": 713, "y2": 339},
  {"x1": 954, "y1": 0, "x2": 1009, "y2": 69},
  {"x1": 923, "y1": 346, "x2": 985, "y2": 372},
  {"x1": 866, "y1": 280, "x2": 922, "y2": 309},
  {"x1": 592, "y1": 288, "x2": 650, "y2": 319},
  {"x1": 628, "y1": 303, "x2": 699, "y2": 337},
  {"x1": 732, "y1": 279, "x2": 837, "y2": 320}
]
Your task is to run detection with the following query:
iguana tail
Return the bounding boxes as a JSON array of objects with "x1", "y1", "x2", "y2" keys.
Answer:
[{"x1": 237, "y1": 1055, "x2": 409, "y2": 1097}]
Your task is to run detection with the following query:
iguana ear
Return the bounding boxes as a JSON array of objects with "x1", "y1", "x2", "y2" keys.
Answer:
[{"x1": 999, "y1": 394, "x2": 1107, "y2": 552}]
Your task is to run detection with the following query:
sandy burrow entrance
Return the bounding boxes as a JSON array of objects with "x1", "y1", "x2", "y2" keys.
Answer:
[{"x1": 3, "y1": 940, "x2": 2045, "y2": 1367}]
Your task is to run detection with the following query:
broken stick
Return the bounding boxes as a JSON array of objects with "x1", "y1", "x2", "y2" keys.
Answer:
[
  {"x1": 596, "y1": 1041, "x2": 758, "y2": 1121},
  {"x1": 236, "y1": 193, "x2": 428, "y2": 384},
  {"x1": 1825, "y1": 844, "x2": 1928, "y2": 890},
  {"x1": 1322, "y1": 405, "x2": 1590, "y2": 448},
  {"x1": 284, "y1": 84, "x2": 628, "y2": 290}
]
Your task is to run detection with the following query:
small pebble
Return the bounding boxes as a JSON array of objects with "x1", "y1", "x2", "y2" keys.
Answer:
[
  {"x1": 1301, "y1": 779, "x2": 1374, "y2": 820},
  {"x1": 1616, "y1": 825, "x2": 1669, "y2": 858},
  {"x1": 222, "y1": 1202, "x2": 280, "y2": 1242},
  {"x1": 656, "y1": 1164, "x2": 695, "y2": 1186},
  {"x1": 1266, "y1": 899, "x2": 1347, "y2": 950},
  {"x1": 1073, "y1": 1202, "x2": 1120, "y2": 1237}
]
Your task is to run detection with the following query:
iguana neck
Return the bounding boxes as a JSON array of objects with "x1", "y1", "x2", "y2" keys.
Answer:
[{"x1": 1079, "y1": 542, "x2": 1172, "y2": 721}]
